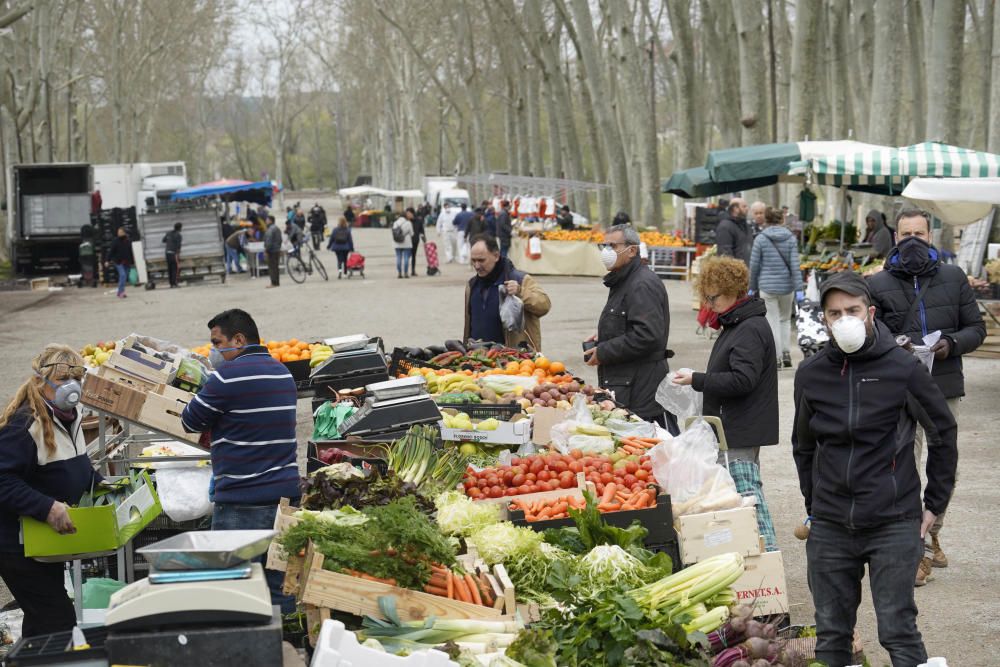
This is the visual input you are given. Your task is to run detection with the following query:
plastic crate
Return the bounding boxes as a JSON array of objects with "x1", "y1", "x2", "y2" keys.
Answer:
[
  {"x1": 433, "y1": 402, "x2": 521, "y2": 421},
  {"x1": 387, "y1": 348, "x2": 441, "y2": 378},
  {"x1": 509, "y1": 493, "x2": 676, "y2": 546},
  {"x1": 5, "y1": 626, "x2": 109, "y2": 666},
  {"x1": 310, "y1": 619, "x2": 456, "y2": 667}
]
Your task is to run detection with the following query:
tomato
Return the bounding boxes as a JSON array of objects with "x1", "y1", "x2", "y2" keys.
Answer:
[
  {"x1": 511, "y1": 466, "x2": 526, "y2": 476},
  {"x1": 527, "y1": 484, "x2": 539, "y2": 493},
  {"x1": 569, "y1": 461, "x2": 583, "y2": 473},
  {"x1": 477, "y1": 478, "x2": 488, "y2": 489},
  {"x1": 635, "y1": 469, "x2": 649, "y2": 481},
  {"x1": 502, "y1": 471, "x2": 514, "y2": 485},
  {"x1": 467, "y1": 487, "x2": 483, "y2": 498},
  {"x1": 511, "y1": 473, "x2": 526, "y2": 487},
  {"x1": 510, "y1": 457, "x2": 521, "y2": 466},
  {"x1": 504, "y1": 487, "x2": 519, "y2": 496},
  {"x1": 587, "y1": 472, "x2": 602, "y2": 484},
  {"x1": 625, "y1": 462, "x2": 639, "y2": 474},
  {"x1": 594, "y1": 483, "x2": 605, "y2": 495},
  {"x1": 599, "y1": 462, "x2": 613, "y2": 474},
  {"x1": 538, "y1": 470, "x2": 552, "y2": 482},
  {"x1": 559, "y1": 476, "x2": 575, "y2": 489},
  {"x1": 569, "y1": 448, "x2": 584, "y2": 460},
  {"x1": 623, "y1": 474, "x2": 638, "y2": 487},
  {"x1": 516, "y1": 484, "x2": 531, "y2": 495},
  {"x1": 486, "y1": 476, "x2": 499, "y2": 487},
  {"x1": 529, "y1": 458, "x2": 545, "y2": 474},
  {"x1": 525, "y1": 472, "x2": 537, "y2": 482},
  {"x1": 641, "y1": 461, "x2": 653, "y2": 471},
  {"x1": 550, "y1": 460, "x2": 568, "y2": 474},
  {"x1": 600, "y1": 472, "x2": 614, "y2": 484},
  {"x1": 463, "y1": 479, "x2": 476, "y2": 489}
]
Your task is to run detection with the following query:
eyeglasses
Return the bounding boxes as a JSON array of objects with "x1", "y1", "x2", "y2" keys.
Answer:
[{"x1": 41, "y1": 363, "x2": 86, "y2": 380}]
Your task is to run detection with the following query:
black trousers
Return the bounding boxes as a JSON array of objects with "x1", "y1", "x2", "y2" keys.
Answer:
[
  {"x1": 310, "y1": 231, "x2": 323, "y2": 251},
  {"x1": 0, "y1": 552, "x2": 76, "y2": 638},
  {"x1": 165, "y1": 252, "x2": 179, "y2": 286},
  {"x1": 266, "y1": 251, "x2": 280, "y2": 286},
  {"x1": 410, "y1": 238, "x2": 421, "y2": 274}
]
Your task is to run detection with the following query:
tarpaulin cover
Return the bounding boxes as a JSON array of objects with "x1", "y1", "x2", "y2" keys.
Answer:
[{"x1": 171, "y1": 179, "x2": 278, "y2": 206}]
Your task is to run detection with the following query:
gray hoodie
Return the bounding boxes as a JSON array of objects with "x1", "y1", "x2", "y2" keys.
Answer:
[{"x1": 749, "y1": 225, "x2": 803, "y2": 295}]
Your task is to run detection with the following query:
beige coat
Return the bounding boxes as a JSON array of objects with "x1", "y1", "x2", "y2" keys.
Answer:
[{"x1": 464, "y1": 270, "x2": 551, "y2": 352}]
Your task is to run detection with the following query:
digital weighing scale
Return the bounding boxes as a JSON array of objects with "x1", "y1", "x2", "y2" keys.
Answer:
[
  {"x1": 310, "y1": 335, "x2": 390, "y2": 394},
  {"x1": 104, "y1": 530, "x2": 275, "y2": 631},
  {"x1": 339, "y1": 376, "x2": 442, "y2": 438}
]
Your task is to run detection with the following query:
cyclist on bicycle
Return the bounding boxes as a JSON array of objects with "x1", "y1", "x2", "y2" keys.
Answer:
[{"x1": 285, "y1": 220, "x2": 306, "y2": 257}]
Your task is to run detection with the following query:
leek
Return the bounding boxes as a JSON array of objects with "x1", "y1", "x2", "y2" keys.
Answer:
[
  {"x1": 630, "y1": 552, "x2": 744, "y2": 621},
  {"x1": 682, "y1": 605, "x2": 730, "y2": 634}
]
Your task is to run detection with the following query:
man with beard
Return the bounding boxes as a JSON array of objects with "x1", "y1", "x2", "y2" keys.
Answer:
[
  {"x1": 792, "y1": 271, "x2": 957, "y2": 667},
  {"x1": 867, "y1": 209, "x2": 985, "y2": 584}
]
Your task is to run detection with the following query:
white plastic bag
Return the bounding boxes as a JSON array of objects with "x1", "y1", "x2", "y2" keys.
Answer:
[
  {"x1": 604, "y1": 418, "x2": 657, "y2": 439},
  {"x1": 550, "y1": 395, "x2": 612, "y2": 453},
  {"x1": 648, "y1": 419, "x2": 741, "y2": 516},
  {"x1": 655, "y1": 371, "x2": 703, "y2": 421},
  {"x1": 155, "y1": 466, "x2": 213, "y2": 522},
  {"x1": 805, "y1": 270, "x2": 820, "y2": 302},
  {"x1": 499, "y1": 288, "x2": 525, "y2": 332}
]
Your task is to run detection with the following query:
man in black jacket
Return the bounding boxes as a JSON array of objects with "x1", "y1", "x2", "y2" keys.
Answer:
[
  {"x1": 308, "y1": 203, "x2": 327, "y2": 251},
  {"x1": 792, "y1": 271, "x2": 957, "y2": 667},
  {"x1": 162, "y1": 222, "x2": 183, "y2": 288},
  {"x1": 585, "y1": 224, "x2": 677, "y2": 433},
  {"x1": 715, "y1": 198, "x2": 751, "y2": 265},
  {"x1": 496, "y1": 200, "x2": 513, "y2": 259},
  {"x1": 867, "y1": 209, "x2": 985, "y2": 576}
]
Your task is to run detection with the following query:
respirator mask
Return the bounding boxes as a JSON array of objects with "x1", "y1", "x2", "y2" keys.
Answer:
[
  {"x1": 600, "y1": 244, "x2": 631, "y2": 270},
  {"x1": 38, "y1": 364, "x2": 84, "y2": 412},
  {"x1": 830, "y1": 314, "x2": 870, "y2": 354},
  {"x1": 209, "y1": 345, "x2": 246, "y2": 369}
]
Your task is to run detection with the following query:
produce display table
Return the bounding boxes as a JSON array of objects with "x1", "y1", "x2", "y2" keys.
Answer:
[
  {"x1": 510, "y1": 237, "x2": 606, "y2": 276},
  {"x1": 647, "y1": 246, "x2": 696, "y2": 279}
]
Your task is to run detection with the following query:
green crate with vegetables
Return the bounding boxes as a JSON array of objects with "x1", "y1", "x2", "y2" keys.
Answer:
[{"x1": 21, "y1": 470, "x2": 162, "y2": 558}]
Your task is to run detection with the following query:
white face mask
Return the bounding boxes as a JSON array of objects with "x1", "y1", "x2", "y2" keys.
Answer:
[
  {"x1": 600, "y1": 246, "x2": 621, "y2": 270},
  {"x1": 830, "y1": 314, "x2": 869, "y2": 353}
]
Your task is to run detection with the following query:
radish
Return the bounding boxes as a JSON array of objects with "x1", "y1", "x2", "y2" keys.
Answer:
[{"x1": 746, "y1": 637, "x2": 771, "y2": 660}]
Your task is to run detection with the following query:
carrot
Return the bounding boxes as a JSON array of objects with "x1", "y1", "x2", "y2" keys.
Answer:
[
  {"x1": 447, "y1": 571, "x2": 455, "y2": 599},
  {"x1": 424, "y1": 584, "x2": 448, "y2": 596},
  {"x1": 551, "y1": 501, "x2": 569, "y2": 514},
  {"x1": 597, "y1": 501, "x2": 620, "y2": 512},
  {"x1": 477, "y1": 577, "x2": 494, "y2": 606},
  {"x1": 429, "y1": 574, "x2": 448, "y2": 588},
  {"x1": 601, "y1": 483, "x2": 617, "y2": 504},
  {"x1": 636, "y1": 437, "x2": 661, "y2": 445},
  {"x1": 465, "y1": 573, "x2": 483, "y2": 605},
  {"x1": 454, "y1": 573, "x2": 473, "y2": 603},
  {"x1": 538, "y1": 507, "x2": 554, "y2": 519}
]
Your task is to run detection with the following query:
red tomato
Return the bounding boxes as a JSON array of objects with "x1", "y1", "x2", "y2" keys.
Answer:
[
  {"x1": 595, "y1": 483, "x2": 605, "y2": 495},
  {"x1": 641, "y1": 461, "x2": 653, "y2": 471},
  {"x1": 569, "y1": 461, "x2": 583, "y2": 473},
  {"x1": 502, "y1": 471, "x2": 515, "y2": 485},
  {"x1": 467, "y1": 487, "x2": 483, "y2": 498},
  {"x1": 551, "y1": 460, "x2": 569, "y2": 474},
  {"x1": 527, "y1": 484, "x2": 539, "y2": 493},
  {"x1": 599, "y1": 462, "x2": 613, "y2": 474},
  {"x1": 477, "y1": 479, "x2": 488, "y2": 489},
  {"x1": 538, "y1": 470, "x2": 552, "y2": 482},
  {"x1": 489, "y1": 486, "x2": 503, "y2": 498},
  {"x1": 511, "y1": 473, "x2": 526, "y2": 487},
  {"x1": 511, "y1": 466, "x2": 526, "y2": 476},
  {"x1": 529, "y1": 458, "x2": 545, "y2": 474},
  {"x1": 525, "y1": 472, "x2": 537, "y2": 482},
  {"x1": 623, "y1": 474, "x2": 638, "y2": 487},
  {"x1": 510, "y1": 457, "x2": 522, "y2": 466},
  {"x1": 569, "y1": 449, "x2": 584, "y2": 460},
  {"x1": 463, "y1": 479, "x2": 476, "y2": 489},
  {"x1": 625, "y1": 462, "x2": 639, "y2": 474},
  {"x1": 635, "y1": 469, "x2": 650, "y2": 481},
  {"x1": 600, "y1": 472, "x2": 614, "y2": 484},
  {"x1": 504, "y1": 488, "x2": 519, "y2": 496},
  {"x1": 559, "y1": 476, "x2": 575, "y2": 489},
  {"x1": 587, "y1": 472, "x2": 602, "y2": 484},
  {"x1": 516, "y1": 485, "x2": 531, "y2": 495}
]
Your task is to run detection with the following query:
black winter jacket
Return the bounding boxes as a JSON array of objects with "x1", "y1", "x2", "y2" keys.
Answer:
[
  {"x1": 792, "y1": 321, "x2": 958, "y2": 529},
  {"x1": 715, "y1": 215, "x2": 752, "y2": 264},
  {"x1": 691, "y1": 298, "x2": 778, "y2": 448},
  {"x1": 597, "y1": 257, "x2": 670, "y2": 421},
  {"x1": 868, "y1": 248, "x2": 986, "y2": 398}
]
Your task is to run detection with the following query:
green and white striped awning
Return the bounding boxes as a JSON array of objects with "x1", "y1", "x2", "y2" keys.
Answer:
[{"x1": 790, "y1": 142, "x2": 1000, "y2": 193}]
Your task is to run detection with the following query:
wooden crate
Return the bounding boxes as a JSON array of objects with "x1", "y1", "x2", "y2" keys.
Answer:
[
  {"x1": 474, "y1": 472, "x2": 590, "y2": 519},
  {"x1": 266, "y1": 498, "x2": 300, "y2": 572},
  {"x1": 297, "y1": 542, "x2": 512, "y2": 622}
]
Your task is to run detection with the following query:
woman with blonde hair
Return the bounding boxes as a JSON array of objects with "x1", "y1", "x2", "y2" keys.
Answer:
[
  {"x1": 672, "y1": 256, "x2": 779, "y2": 550},
  {"x1": 0, "y1": 344, "x2": 102, "y2": 638}
]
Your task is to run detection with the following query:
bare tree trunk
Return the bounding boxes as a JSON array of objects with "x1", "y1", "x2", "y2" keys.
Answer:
[
  {"x1": 733, "y1": 0, "x2": 769, "y2": 146},
  {"x1": 787, "y1": 0, "x2": 820, "y2": 141},
  {"x1": 666, "y1": 0, "x2": 699, "y2": 169},
  {"x1": 701, "y1": 0, "x2": 741, "y2": 148},
  {"x1": 976, "y1": 0, "x2": 993, "y2": 150},
  {"x1": 828, "y1": 0, "x2": 854, "y2": 138},
  {"x1": 926, "y1": 0, "x2": 965, "y2": 143},
  {"x1": 773, "y1": 0, "x2": 792, "y2": 142},
  {"x1": 908, "y1": 0, "x2": 928, "y2": 140},
  {"x1": 991, "y1": 0, "x2": 1000, "y2": 153},
  {"x1": 525, "y1": 73, "x2": 543, "y2": 176},
  {"x1": 867, "y1": 0, "x2": 901, "y2": 146},
  {"x1": 849, "y1": 0, "x2": 875, "y2": 137}
]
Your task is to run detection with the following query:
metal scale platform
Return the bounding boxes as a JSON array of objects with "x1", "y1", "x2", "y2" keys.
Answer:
[
  {"x1": 338, "y1": 376, "x2": 442, "y2": 438},
  {"x1": 310, "y1": 334, "x2": 390, "y2": 395}
]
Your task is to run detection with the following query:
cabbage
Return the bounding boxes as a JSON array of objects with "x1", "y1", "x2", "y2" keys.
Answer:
[
  {"x1": 469, "y1": 523, "x2": 544, "y2": 566},
  {"x1": 577, "y1": 544, "x2": 647, "y2": 591},
  {"x1": 434, "y1": 491, "x2": 502, "y2": 537}
]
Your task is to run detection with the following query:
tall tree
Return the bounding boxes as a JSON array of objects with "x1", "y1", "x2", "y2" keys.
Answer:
[
  {"x1": 866, "y1": 0, "x2": 901, "y2": 146},
  {"x1": 787, "y1": 0, "x2": 820, "y2": 141},
  {"x1": 991, "y1": 0, "x2": 1000, "y2": 152},
  {"x1": 733, "y1": 0, "x2": 769, "y2": 146},
  {"x1": 926, "y1": 0, "x2": 965, "y2": 143}
]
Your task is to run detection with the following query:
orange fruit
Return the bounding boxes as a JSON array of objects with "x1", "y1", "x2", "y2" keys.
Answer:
[
  {"x1": 289, "y1": 338, "x2": 299, "y2": 345},
  {"x1": 549, "y1": 361, "x2": 566, "y2": 374},
  {"x1": 535, "y1": 357, "x2": 550, "y2": 370},
  {"x1": 505, "y1": 361, "x2": 520, "y2": 373},
  {"x1": 286, "y1": 353, "x2": 300, "y2": 362},
  {"x1": 301, "y1": 350, "x2": 311, "y2": 359}
]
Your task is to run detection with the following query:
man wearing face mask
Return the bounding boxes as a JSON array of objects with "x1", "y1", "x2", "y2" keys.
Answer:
[
  {"x1": 792, "y1": 272, "x2": 957, "y2": 667},
  {"x1": 715, "y1": 198, "x2": 752, "y2": 265},
  {"x1": 867, "y1": 209, "x2": 985, "y2": 581},
  {"x1": 585, "y1": 224, "x2": 678, "y2": 434},
  {"x1": 181, "y1": 308, "x2": 299, "y2": 613},
  {"x1": 0, "y1": 345, "x2": 102, "y2": 638}
]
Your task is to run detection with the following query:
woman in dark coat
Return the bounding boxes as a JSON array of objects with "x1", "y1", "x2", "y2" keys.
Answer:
[
  {"x1": 672, "y1": 255, "x2": 778, "y2": 549},
  {"x1": 106, "y1": 227, "x2": 134, "y2": 298}
]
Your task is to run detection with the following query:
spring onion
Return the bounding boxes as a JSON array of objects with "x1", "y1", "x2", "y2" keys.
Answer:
[
  {"x1": 384, "y1": 425, "x2": 467, "y2": 493},
  {"x1": 629, "y1": 552, "x2": 744, "y2": 622}
]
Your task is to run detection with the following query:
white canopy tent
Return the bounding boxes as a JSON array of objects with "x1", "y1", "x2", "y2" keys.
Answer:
[
  {"x1": 902, "y1": 177, "x2": 1000, "y2": 226},
  {"x1": 337, "y1": 186, "x2": 424, "y2": 199}
]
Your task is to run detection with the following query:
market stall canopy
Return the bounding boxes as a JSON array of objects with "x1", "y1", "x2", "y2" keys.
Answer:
[
  {"x1": 902, "y1": 177, "x2": 1000, "y2": 226},
  {"x1": 456, "y1": 173, "x2": 610, "y2": 199},
  {"x1": 337, "y1": 186, "x2": 424, "y2": 199},
  {"x1": 789, "y1": 142, "x2": 1000, "y2": 195},
  {"x1": 662, "y1": 166, "x2": 780, "y2": 198},
  {"x1": 171, "y1": 179, "x2": 279, "y2": 206}
]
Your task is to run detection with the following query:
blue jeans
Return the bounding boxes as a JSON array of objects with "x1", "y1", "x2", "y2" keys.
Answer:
[
  {"x1": 807, "y1": 519, "x2": 926, "y2": 667},
  {"x1": 225, "y1": 246, "x2": 243, "y2": 273},
  {"x1": 212, "y1": 502, "x2": 298, "y2": 614},
  {"x1": 115, "y1": 263, "x2": 127, "y2": 295},
  {"x1": 500, "y1": 243, "x2": 510, "y2": 259},
  {"x1": 395, "y1": 248, "x2": 412, "y2": 275}
]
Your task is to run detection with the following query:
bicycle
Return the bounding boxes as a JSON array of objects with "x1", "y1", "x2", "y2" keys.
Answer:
[{"x1": 286, "y1": 244, "x2": 329, "y2": 283}]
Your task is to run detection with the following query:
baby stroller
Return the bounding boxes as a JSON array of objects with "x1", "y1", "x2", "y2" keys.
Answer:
[
  {"x1": 344, "y1": 252, "x2": 365, "y2": 279},
  {"x1": 425, "y1": 241, "x2": 441, "y2": 276},
  {"x1": 796, "y1": 299, "x2": 828, "y2": 357}
]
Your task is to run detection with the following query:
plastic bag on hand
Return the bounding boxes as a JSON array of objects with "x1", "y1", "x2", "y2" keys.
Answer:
[
  {"x1": 499, "y1": 288, "x2": 525, "y2": 332},
  {"x1": 655, "y1": 372, "x2": 703, "y2": 421},
  {"x1": 648, "y1": 419, "x2": 740, "y2": 516}
]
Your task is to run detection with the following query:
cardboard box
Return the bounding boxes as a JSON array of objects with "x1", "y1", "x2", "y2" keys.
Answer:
[
  {"x1": 439, "y1": 410, "x2": 532, "y2": 445},
  {"x1": 107, "y1": 339, "x2": 179, "y2": 385},
  {"x1": 82, "y1": 370, "x2": 148, "y2": 421},
  {"x1": 22, "y1": 471, "x2": 162, "y2": 558},
  {"x1": 676, "y1": 506, "x2": 761, "y2": 564},
  {"x1": 530, "y1": 407, "x2": 568, "y2": 445},
  {"x1": 731, "y1": 550, "x2": 789, "y2": 617},
  {"x1": 138, "y1": 389, "x2": 199, "y2": 444},
  {"x1": 98, "y1": 365, "x2": 159, "y2": 392}
]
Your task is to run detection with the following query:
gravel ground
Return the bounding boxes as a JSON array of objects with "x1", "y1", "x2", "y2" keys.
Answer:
[{"x1": 0, "y1": 227, "x2": 997, "y2": 664}]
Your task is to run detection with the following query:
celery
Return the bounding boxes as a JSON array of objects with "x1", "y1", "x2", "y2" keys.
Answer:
[
  {"x1": 630, "y1": 552, "x2": 744, "y2": 621},
  {"x1": 682, "y1": 605, "x2": 730, "y2": 634}
]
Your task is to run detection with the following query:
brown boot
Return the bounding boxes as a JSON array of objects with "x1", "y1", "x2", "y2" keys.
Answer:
[
  {"x1": 915, "y1": 555, "x2": 934, "y2": 587},
  {"x1": 929, "y1": 534, "x2": 948, "y2": 568}
]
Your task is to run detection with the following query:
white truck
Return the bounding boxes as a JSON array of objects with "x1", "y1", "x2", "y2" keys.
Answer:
[{"x1": 93, "y1": 162, "x2": 188, "y2": 214}]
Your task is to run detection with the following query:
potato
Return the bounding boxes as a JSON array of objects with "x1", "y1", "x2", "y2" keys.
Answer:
[{"x1": 539, "y1": 391, "x2": 552, "y2": 401}]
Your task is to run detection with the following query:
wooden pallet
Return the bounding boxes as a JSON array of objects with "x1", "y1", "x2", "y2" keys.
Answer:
[
  {"x1": 969, "y1": 325, "x2": 1000, "y2": 359},
  {"x1": 265, "y1": 498, "x2": 299, "y2": 572}
]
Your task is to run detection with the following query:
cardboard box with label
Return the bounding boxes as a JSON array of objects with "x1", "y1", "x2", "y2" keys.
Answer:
[
  {"x1": 676, "y1": 506, "x2": 762, "y2": 565},
  {"x1": 438, "y1": 411, "x2": 532, "y2": 446},
  {"x1": 21, "y1": 471, "x2": 162, "y2": 558},
  {"x1": 82, "y1": 369, "x2": 148, "y2": 420},
  {"x1": 107, "y1": 337, "x2": 179, "y2": 385},
  {"x1": 731, "y1": 550, "x2": 789, "y2": 617},
  {"x1": 138, "y1": 384, "x2": 199, "y2": 444}
]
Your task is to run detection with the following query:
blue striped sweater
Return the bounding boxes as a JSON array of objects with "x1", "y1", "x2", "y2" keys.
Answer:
[{"x1": 181, "y1": 345, "x2": 299, "y2": 504}]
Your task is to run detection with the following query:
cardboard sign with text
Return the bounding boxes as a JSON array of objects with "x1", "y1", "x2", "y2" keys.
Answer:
[{"x1": 731, "y1": 550, "x2": 789, "y2": 617}]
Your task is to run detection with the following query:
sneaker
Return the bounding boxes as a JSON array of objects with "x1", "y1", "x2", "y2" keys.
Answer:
[
  {"x1": 782, "y1": 351, "x2": 793, "y2": 368},
  {"x1": 930, "y1": 535, "x2": 948, "y2": 568},
  {"x1": 915, "y1": 555, "x2": 934, "y2": 586}
]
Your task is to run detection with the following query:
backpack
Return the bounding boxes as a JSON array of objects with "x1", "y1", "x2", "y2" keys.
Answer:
[
  {"x1": 391, "y1": 220, "x2": 406, "y2": 243},
  {"x1": 332, "y1": 226, "x2": 350, "y2": 244}
]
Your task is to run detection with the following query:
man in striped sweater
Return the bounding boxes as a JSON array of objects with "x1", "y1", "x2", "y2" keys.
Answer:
[{"x1": 182, "y1": 308, "x2": 299, "y2": 612}]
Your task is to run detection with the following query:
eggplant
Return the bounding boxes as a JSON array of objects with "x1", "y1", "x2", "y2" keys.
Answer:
[
  {"x1": 405, "y1": 346, "x2": 425, "y2": 359},
  {"x1": 444, "y1": 339, "x2": 467, "y2": 354},
  {"x1": 426, "y1": 345, "x2": 446, "y2": 355}
]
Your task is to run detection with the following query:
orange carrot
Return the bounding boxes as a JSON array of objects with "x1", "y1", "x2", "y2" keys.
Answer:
[
  {"x1": 601, "y1": 483, "x2": 617, "y2": 504},
  {"x1": 424, "y1": 584, "x2": 448, "y2": 596},
  {"x1": 465, "y1": 573, "x2": 483, "y2": 605},
  {"x1": 454, "y1": 573, "x2": 473, "y2": 603},
  {"x1": 636, "y1": 437, "x2": 661, "y2": 445},
  {"x1": 597, "y1": 501, "x2": 620, "y2": 512},
  {"x1": 477, "y1": 576, "x2": 494, "y2": 606}
]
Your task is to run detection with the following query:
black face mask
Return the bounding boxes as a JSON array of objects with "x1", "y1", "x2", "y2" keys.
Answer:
[{"x1": 897, "y1": 236, "x2": 932, "y2": 275}]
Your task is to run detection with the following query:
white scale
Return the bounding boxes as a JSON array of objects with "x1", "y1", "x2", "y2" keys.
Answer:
[{"x1": 105, "y1": 530, "x2": 275, "y2": 631}]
